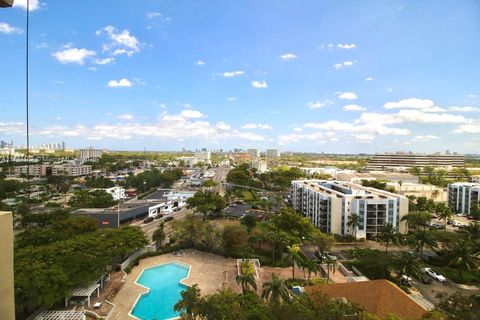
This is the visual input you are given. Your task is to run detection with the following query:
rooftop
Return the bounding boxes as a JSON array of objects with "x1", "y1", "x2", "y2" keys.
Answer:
[{"x1": 304, "y1": 279, "x2": 427, "y2": 319}]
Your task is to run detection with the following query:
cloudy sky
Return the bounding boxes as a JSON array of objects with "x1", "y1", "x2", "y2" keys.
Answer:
[{"x1": 1, "y1": 0, "x2": 480, "y2": 153}]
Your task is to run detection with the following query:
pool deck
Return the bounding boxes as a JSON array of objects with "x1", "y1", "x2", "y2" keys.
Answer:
[{"x1": 113, "y1": 250, "x2": 237, "y2": 320}]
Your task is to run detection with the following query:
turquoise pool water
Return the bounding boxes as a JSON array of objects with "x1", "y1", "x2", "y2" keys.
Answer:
[{"x1": 131, "y1": 262, "x2": 190, "y2": 320}]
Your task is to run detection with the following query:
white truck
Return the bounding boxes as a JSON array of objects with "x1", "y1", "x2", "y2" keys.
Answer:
[{"x1": 148, "y1": 202, "x2": 174, "y2": 218}]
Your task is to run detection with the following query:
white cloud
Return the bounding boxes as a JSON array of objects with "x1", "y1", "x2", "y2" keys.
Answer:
[
  {"x1": 251, "y1": 80, "x2": 268, "y2": 89},
  {"x1": 453, "y1": 124, "x2": 480, "y2": 134},
  {"x1": 0, "y1": 22, "x2": 22, "y2": 34},
  {"x1": 196, "y1": 60, "x2": 205, "y2": 66},
  {"x1": 343, "y1": 104, "x2": 366, "y2": 111},
  {"x1": 293, "y1": 127, "x2": 303, "y2": 132},
  {"x1": 241, "y1": 123, "x2": 272, "y2": 130},
  {"x1": 88, "y1": 67, "x2": 97, "y2": 72},
  {"x1": 107, "y1": 78, "x2": 132, "y2": 88},
  {"x1": 279, "y1": 53, "x2": 297, "y2": 60},
  {"x1": 94, "y1": 57, "x2": 115, "y2": 65},
  {"x1": 413, "y1": 135, "x2": 440, "y2": 142},
  {"x1": 467, "y1": 94, "x2": 478, "y2": 98},
  {"x1": 307, "y1": 101, "x2": 330, "y2": 109},
  {"x1": 0, "y1": 122, "x2": 25, "y2": 135},
  {"x1": 118, "y1": 114, "x2": 134, "y2": 120},
  {"x1": 13, "y1": 0, "x2": 42, "y2": 11},
  {"x1": 179, "y1": 110, "x2": 205, "y2": 119},
  {"x1": 278, "y1": 131, "x2": 326, "y2": 145},
  {"x1": 354, "y1": 133, "x2": 375, "y2": 143},
  {"x1": 365, "y1": 76, "x2": 374, "y2": 81},
  {"x1": 337, "y1": 43, "x2": 356, "y2": 49},
  {"x1": 448, "y1": 106, "x2": 480, "y2": 112},
  {"x1": 147, "y1": 12, "x2": 162, "y2": 18},
  {"x1": 97, "y1": 25, "x2": 140, "y2": 56},
  {"x1": 360, "y1": 110, "x2": 471, "y2": 125},
  {"x1": 336, "y1": 92, "x2": 357, "y2": 100},
  {"x1": 223, "y1": 70, "x2": 244, "y2": 77},
  {"x1": 383, "y1": 98, "x2": 434, "y2": 110},
  {"x1": 333, "y1": 60, "x2": 355, "y2": 69},
  {"x1": 52, "y1": 45, "x2": 96, "y2": 65},
  {"x1": 226, "y1": 97, "x2": 237, "y2": 101}
]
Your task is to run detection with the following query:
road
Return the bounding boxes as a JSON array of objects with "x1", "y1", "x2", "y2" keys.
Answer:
[{"x1": 132, "y1": 208, "x2": 190, "y2": 243}]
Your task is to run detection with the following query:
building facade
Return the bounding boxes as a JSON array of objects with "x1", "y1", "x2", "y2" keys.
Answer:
[
  {"x1": 291, "y1": 180, "x2": 408, "y2": 239},
  {"x1": 251, "y1": 159, "x2": 268, "y2": 173},
  {"x1": 0, "y1": 212, "x2": 15, "y2": 320},
  {"x1": 13, "y1": 164, "x2": 48, "y2": 177},
  {"x1": 246, "y1": 148, "x2": 260, "y2": 158},
  {"x1": 266, "y1": 149, "x2": 280, "y2": 159},
  {"x1": 366, "y1": 153, "x2": 464, "y2": 171},
  {"x1": 52, "y1": 164, "x2": 92, "y2": 176},
  {"x1": 448, "y1": 182, "x2": 480, "y2": 214},
  {"x1": 105, "y1": 187, "x2": 126, "y2": 201},
  {"x1": 79, "y1": 148, "x2": 103, "y2": 160}
]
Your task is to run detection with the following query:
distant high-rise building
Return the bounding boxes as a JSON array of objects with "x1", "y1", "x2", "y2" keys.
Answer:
[
  {"x1": 246, "y1": 148, "x2": 260, "y2": 158},
  {"x1": 79, "y1": 148, "x2": 103, "y2": 160},
  {"x1": 266, "y1": 149, "x2": 280, "y2": 159},
  {"x1": 251, "y1": 159, "x2": 268, "y2": 173}
]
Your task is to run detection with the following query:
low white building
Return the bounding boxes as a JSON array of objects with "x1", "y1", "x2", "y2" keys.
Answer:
[
  {"x1": 105, "y1": 187, "x2": 126, "y2": 201},
  {"x1": 386, "y1": 182, "x2": 447, "y2": 202},
  {"x1": 251, "y1": 160, "x2": 268, "y2": 173}
]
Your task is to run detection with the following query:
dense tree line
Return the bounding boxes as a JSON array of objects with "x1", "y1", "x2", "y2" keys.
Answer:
[
  {"x1": 14, "y1": 217, "x2": 147, "y2": 319},
  {"x1": 124, "y1": 168, "x2": 183, "y2": 192},
  {"x1": 227, "y1": 164, "x2": 305, "y2": 191},
  {"x1": 84, "y1": 176, "x2": 114, "y2": 188},
  {"x1": 68, "y1": 189, "x2": 116, "y2": 208}
]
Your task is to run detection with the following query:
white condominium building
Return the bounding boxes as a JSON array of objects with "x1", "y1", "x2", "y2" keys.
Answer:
[
  {"x1": 247, "y1": 149, "x2": 260, "y2": 158},
  {"x1": 448, "y1": 182, "x2": 480, "y2": 214},
  {"x1": 251, "y1": 160, "x2": 268, "y2": 173},
  {"x1": 79, "y1": 148, "x2": 103, "y2": 160},
  {"x1": 266, "y1": 149, "x2": 280, "y2": 159},
  {"x1": 291, "y1": 180, "x2": 408, "y2": 239}
]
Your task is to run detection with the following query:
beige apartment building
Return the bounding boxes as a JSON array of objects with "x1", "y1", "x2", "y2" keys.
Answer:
[{"x1": 0, "y1": 211, "x2": 15, "y2": 319}]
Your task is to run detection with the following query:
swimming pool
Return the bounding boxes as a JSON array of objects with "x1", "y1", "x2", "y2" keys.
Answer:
[{"x1": 130, "y1": 262, "x2": 190, "y2": 320}]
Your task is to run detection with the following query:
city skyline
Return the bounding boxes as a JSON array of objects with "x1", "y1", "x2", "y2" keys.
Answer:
[{"x1": 1, "y1": 1, "x2": 480, "y2": 152}]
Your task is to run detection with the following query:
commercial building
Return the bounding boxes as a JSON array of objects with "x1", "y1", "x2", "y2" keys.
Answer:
[
  {"x1": 79, "y1": 148, "x2": 103, "y2": 160},
  {"x1": 448, "y1": 182, "x2": 480, "y2": 214},
  {"x1": 194, "y1": 151, "x2": 211, "y2": 163},
  {"x1": 232, "y1": 152, "x2": 252, "y2": 163},
  {"x1": 266, "y1": 149, "x2": 280, "y2": 159},
  {"x1": 365, "y1": 153, "x2": 464, "y2": 171},
  {"x1": 251, "y1": 159, "x2": 268, "y2": 173},
  {"x1": 386, "y1": 182, "x2": 447, "y2": 202},
  {"x1": 336, "y1": 172, "x2": 419, "y2": 184},
  {"x1": 52, "y1": 164, "x2": 92, "y2": 176},
  {"x1": 246, "y1": 148, "x2": 260, "y2": 158},
  {"x1": 0, "y1": 212, "x2": 15, "y2": 320},
  {"x1": 291, "y1": 180, "x2": 407, "y2": 239}
]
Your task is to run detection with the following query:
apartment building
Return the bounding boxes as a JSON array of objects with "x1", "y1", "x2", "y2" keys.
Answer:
[
  {"x1": 52, "y1": 164, "x2": 92, "y2": 176},
  {"x1": 365, "y1": 153, "x2": 464, "y2": 171},
  {"x1": 79, "y1": 148, "x2": 103, "y2": 160},
  {"x1": 246, "y1": 148, "x2": 260, "y2": 158},
  {"x1": 291, "y1": 180, "x2": 408, "y2": 239},
  {"x1": 105, "y1": 187, "x2": 126, "y2": 201},
  {"x1": 448, "y1": 182, "x2": 480, "y2": 214},
  {"x1": 266, "y1": 149, "x2": 280, "y2": 159},
  {"x1": 14, "y1": 164, "x2": 48, "y2": 177},
  {"x1": 251, "y1": 159, "x2": 268, "y2": 173},
  {"x1": 194, "y1": 151, "x2": 211, "y2": 163}
]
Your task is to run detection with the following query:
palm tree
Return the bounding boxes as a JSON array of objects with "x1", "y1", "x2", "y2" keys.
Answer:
[
  {"x1": 261, "y1": 273, "x2": 290, "y2": 304},
  {"x1": 286, "y1": 244, "x2": 301, "y2": 279},
  {"x1": 438, "y1": 207, "x2": 453, "y2": 230},
  {"x1": 324, "y1": 256, "x2": 336, "y2": 283},
  {"x1": 409, "y1": 230, "x2": 438, "y2": 258},
  {"x1": 236, "y1": 272, "x2": 257, "y2": 293},
  {"x1": 152, "y1": 222, "x2": 166, "y2": 250},
  {"x1": 459, "y1": 222, "x2": 480, "y2": 241},
  {"x1": 377, "y1": 223, "x2": 399, "y2": 252},
  {"x1": 446, "y1": 240, "x2": 479, "y2": 280},
  {"x1": 395, "y1": 252, "x2": 424, "y2": 280},
  {"x1": 347, "y1": 213, "x2": 361, "y2": 239}
]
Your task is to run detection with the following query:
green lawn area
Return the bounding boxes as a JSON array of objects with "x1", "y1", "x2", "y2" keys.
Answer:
[{"x1": 422, "y1": 262, "x2": 480, "y2": 285}]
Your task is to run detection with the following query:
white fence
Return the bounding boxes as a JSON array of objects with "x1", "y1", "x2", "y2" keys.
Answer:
[{"x1": 120, "y1": 245, "x2": 156, "y2": 271}]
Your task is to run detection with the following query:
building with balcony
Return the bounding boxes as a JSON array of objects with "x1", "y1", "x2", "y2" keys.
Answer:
[
  {"x1": 365, "y1": 153, "x2": 464, "y2": 171},
  {"x1": 14, "y1": 164, "x2": 48, "y2": 177},
  {"x1": 251, "y1": 159, "x2": 268, "y2": 173},
  {"x1": 448, "y1": 182, "x2": 480, "y2": 214},
  {"x1": 266, "y1": 149, "x2": 280, "y2": 159},
  {"x1": 79, "y1": 148, "x2": 103, "y2": 160},
  {"x1": 246, "y1": 148, "x2": 260, "y2": 158},
  {"x1": 52, "y1": 164, "x2": 92, "y2": 176},
  {"x1": 291, "y1": 180, "x2": 408, "y2": 239}
]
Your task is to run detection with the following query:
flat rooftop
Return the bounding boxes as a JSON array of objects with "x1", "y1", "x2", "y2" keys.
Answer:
[{"x1": 293, "y1": 180, "x2": 404, "y2": 199}]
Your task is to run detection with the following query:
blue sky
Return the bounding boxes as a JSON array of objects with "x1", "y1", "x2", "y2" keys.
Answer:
[{"x1": 1, "y1": 0, "x2": 480, "y2": 153}]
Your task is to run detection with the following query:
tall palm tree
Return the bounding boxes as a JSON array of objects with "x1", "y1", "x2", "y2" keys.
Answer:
[
  {"x1": 152, "y1": 222, "x2": 165, "y2": 250},
  {"x1": 378, "y1": 223, "x2": 402, "y2": 252},
  {"x1": 438, "y1": 207, "x2": 453, "y2": 230},
  {"x1": 261, "y1": 273, "x2": 290, "y2": 304},
  {"x1": 409, "y1": 230, "x2": 438, "y2": 258},
  {"x1": 347, "y1": 213, "x2": 361, "y2": 239},
  {"x1": 324, "y1": 256, "x2": 336, "y2": 283},
  {"x1": 459, "y1": 222, "x2": 480, "y2": 241},
  {"x1": 236, "y1": 272, "x2": 257, "y2": 293},
  {"x1": 446, "y1": 240, "x2": 479, "y2": 280},
  {"x1": 395, "y1": 252, "x2": 424, "y2": 280},
  {"x1": 286, "y1": 244, "x2": 301, "y2": 279}
]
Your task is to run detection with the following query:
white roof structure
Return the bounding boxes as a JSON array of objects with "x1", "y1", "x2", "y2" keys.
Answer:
[
  {"x1": 71, "y1": 283, "x2": 100, "y2": 297},
  {"x1": 34, "y1": 310, "x2": 85, "y2": 320}
]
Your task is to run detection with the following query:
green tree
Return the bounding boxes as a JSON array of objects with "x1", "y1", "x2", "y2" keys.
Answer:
[
  {"x1": 187, "y1": 190, "x2": 226, "y2": 220},
  {"x1": 437, "y1": 205, "x2": 453, "y2": 230},
  {"x1": 347, "y1": 213, "x2": 361, "y2": 239},
  {"x1": 434, "y1": 292, "x2": 480, "y2": 320},
  {"x1": 394, "y1": 252, "x2": 424, "y2": 281},
  {"x1": 174, "y1": 284, "x2": 202, "y2": 320},
  {"x1": 445, "y1": 239, "x2": 479, "y2": 280},
  {"x1": 152, "y1": 222, "x2": 166, "y2": 250},
  {"x1": 409, "y1": 230, "x2": 438, "y2": 258},
  {"x1": 172, "y1": 214, "x2": 206, "y2": 249},
  {"x1": 236, "y1": 272, "x2": 257, "y2": 293},
  {"x1": 222, "y1": 224, "x2": 249, "y2": 257},
  {"x1": 261, "y1": 273, "x2": 290, "y2": 304},
  {"x1": 241, "y1": 214, "x2": 257, "y2": 233},
  {"x1": 377, "y1": 224, "x2": 400, "y2": 252},
  {"x1": 286, "y1": 244, "x2": 302, "y2": 279}
]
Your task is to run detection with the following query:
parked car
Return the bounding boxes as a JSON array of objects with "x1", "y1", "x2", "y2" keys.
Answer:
[
  {"x1": 154, "y1": 213, "x2": 164, "y2": 220},
  {"x1": 164, "y1": 216, "x2": 174, "y2": 222},
  {"x1": 425, "y1": 268, "x2": 446, "y2": 282},
  {"x1": 452, "y1": 221, "x2": 465, "y2": 227},
  {"x1": 143, "y1": 217, "x2": 154, "y2": 224}
]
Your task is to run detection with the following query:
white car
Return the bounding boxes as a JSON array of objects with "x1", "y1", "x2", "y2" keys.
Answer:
[
  {"x1": 424, "y1": 268, "x2": 446, "y2": 282},
  {"x1": 452, "y1": 221, "x2": 465, "y2": 227}
]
